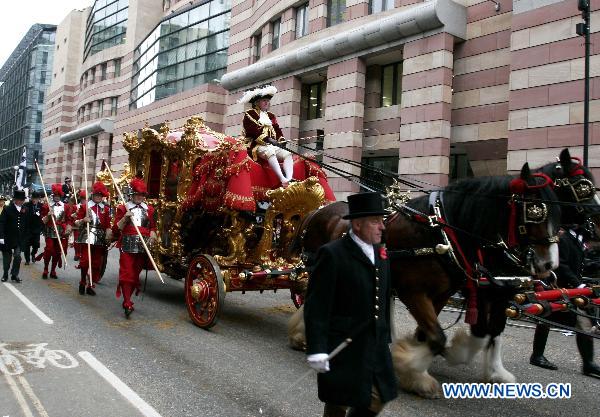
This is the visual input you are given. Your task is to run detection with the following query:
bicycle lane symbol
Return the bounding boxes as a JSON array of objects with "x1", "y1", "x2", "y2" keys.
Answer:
[{"x1": 0, "y1": 342, "x2": 79, "y2": 376}]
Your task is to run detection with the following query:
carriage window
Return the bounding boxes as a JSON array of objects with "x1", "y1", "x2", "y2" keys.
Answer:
[
  {"x1": 147, "y1": 150, "x2": 163, "y2": 198},
  {"x1": 161, "y1": 208, "x2": 175, "y2": 248},
  {"x1": 165, "y1": 159, "x2": 180, "y2": 201}
]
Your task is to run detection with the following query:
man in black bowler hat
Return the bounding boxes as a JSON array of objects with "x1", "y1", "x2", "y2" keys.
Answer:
[
  {"x1": 304, "y1": 192, "x2": 397, "y2": 417},
  {"x1": 0, "y1": 189, "x2": 30, "y2": 282}
]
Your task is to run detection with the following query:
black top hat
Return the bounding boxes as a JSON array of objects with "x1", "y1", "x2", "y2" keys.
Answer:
[
  {"x1": 13, "y1": 190, "x2": 26, "y2": 200},
  {"x1": 31, "y1": 191, "x2": 43, "y2": 198},
  {"x1": 343, "y1": 192, "x2": 389, "y2": 219}
]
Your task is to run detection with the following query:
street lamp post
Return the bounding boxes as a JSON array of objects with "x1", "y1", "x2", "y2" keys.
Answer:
[{"x1": 576, "y1": 0, "x2": 591, "y2": 166}]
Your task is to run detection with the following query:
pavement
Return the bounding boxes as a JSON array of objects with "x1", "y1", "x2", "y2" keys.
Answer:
[{"x1": 1, "y1": 245, "x2": 600, "y2": 417}]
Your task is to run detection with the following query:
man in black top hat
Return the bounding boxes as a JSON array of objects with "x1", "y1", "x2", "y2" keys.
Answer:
[
  {"x1": 0, "y1": 189, "x2": 30, "y2": 282},
  {"x1": 23, "y1": 191, "x2": 44, "y2": 265},
  {"x1": 304, "y1": 192, "x2": 397, "y2": 417}
]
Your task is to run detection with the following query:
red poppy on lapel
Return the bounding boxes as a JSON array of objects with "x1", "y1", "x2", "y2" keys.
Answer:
[
  {"x1": 20, "y1": 207, "x2": 27, "y2": 214},
  {"x1": 379, "y1": 246, "x2": 388, "y2": 260}
]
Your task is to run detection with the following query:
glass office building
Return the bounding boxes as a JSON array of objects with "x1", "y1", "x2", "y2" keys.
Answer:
[
  {"x1": 0, "y1": 24, "x2": 56, "y2": 192},
  {"x1": 130, "y1": 0, "x2": 230, "y2": 109},
  {"x1": 84, "y1": 0, "x2": 129, "y2": 60}
]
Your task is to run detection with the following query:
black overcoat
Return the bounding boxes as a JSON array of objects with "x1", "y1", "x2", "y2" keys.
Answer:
[
  {"x1": 0, "y1": 202, "x2": 31, "y2": 249},
  {"x1": 304, "y1": 233, "x2": 397, "y2": 408}
]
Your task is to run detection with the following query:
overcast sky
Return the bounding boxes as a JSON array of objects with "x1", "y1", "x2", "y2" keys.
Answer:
[{"x1": 0, "y1": 0, "x2": 92, "y2": 68}]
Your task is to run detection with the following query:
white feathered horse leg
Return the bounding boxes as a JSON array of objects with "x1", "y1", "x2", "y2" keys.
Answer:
[
  {"x1": 444, "y1": 327, "x2": 488, "y2": 365},
  {"x1": 288, "y1": 305, "x2": 306, "y2": 350},
  {"x1": 391, "y1": 336, "x2": 441, "y2": 398},
  {"x1": 483, "y1": 336, "x2": 516, "y2": 383}
]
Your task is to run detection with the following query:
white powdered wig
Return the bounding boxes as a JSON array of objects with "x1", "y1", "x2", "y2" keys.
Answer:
[{"x1": 237, "y1": 85, "x2": 278, "y2": 104}]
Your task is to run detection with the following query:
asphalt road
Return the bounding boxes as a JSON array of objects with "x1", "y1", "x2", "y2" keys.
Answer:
[{"x1": 1, "y1": 246, "x2": 599, "y2": 417}]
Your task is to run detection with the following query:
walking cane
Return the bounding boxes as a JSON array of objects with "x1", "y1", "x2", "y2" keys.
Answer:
[
  {"x1": 81, "y1": 139, "x2": 94, "y2": 289},
  {"x1": 34, "y1": 160, "x2": 68, "y2": 268},
  {"x1": 103, "y1": 162, "x2": 165, "y2": 284}
]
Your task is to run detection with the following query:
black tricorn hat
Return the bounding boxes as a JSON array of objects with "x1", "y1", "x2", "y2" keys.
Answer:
[
  {"x1": 13, "y1": 190, "x2": 26, "y2": 200},
  {"x1": 343, "y1": 192, "x2": 388, "y2": 220}
]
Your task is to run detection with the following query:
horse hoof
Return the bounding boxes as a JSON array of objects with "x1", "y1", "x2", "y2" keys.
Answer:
[
  {"x1": 488, "y1": 370, "x2": 516, "y2": 384},
  {"x1": 397, "y1": 371, "x2": 441, "y2": 399}
]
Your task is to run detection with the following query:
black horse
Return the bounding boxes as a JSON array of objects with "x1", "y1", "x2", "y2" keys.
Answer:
[{"x1": 289, "y1": 163, "x2": 562, "y2": 397}]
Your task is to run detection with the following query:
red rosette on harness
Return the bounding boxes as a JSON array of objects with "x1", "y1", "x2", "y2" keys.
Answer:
[
  {"x1": 568, "y1": 156, "x2": 585, "y2": 177},
  {"x1": 507, "y1": 172, "x2": 553, "y2": 247}
]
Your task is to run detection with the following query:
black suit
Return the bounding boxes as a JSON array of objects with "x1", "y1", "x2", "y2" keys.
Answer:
[
  {"x1": 23, "y1": 201, "x2": 43, "y2": 262},
  {"x1": 304, "y1": 233, "x2": 397, "y2": 410},
  {"x1": 0, "y1": 202, "x2": 31, "y2": 278}
]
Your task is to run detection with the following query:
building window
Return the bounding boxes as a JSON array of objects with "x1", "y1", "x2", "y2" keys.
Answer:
[
  {"x1": 36, "y1": 111, "x2": 43, "y2": 123},
  {"x1": 380, "y1": 62, "x2": 402, "y2": 107},
  {"x1": 101, "y1": 63, "x2": 107, "y2": 80},
  {"x1": 272, "y1": 18, "x2": 281, "y2": 51},
  {"x1": 90, "y1": 68, "x2": 96, "y2": 84},
  {"x1": 84, "y1": 0, "x2": 129, "y2": 60},
  {"x1": 38, "y1": 92, "x2": 44, "y2": 104},
  {"x1": 98, "y1": 99, "x2": 104, "y2": 116},
  {"x1": 42, "y1": 51, "x2": 48, "y2": 64},
  {"x1": 360, "y1": 156, "x2": 398, "y2": 191},
  {"x1": 450, "y1": 152, "x2": 474, "y2": 180},
  {"x1": 295, "y1": 3, "x2": 309, "y2": 39},
  {"x1": 129, "y1": 1, "x2": 232, "y2": 109},
  {"x1": 327, "y1": 0, "x2": 346, "y2": 27},
  {"x1": 40, "y1": 71, "x2": 46, "y2": 84},
  {"x1": 114, "y1": 58, "x2": 121, "y2": 77},
  {"x1": 254, "y1": 34, "x2": 262, "y2": 61},
  {"x1": 111, "y1": 97, "x2": 118, "y2": 116},
  {"x1": 303, "y1": 82, "x2": 323, "y2": 120},
  {"x1": 369, "y1": 0, "x2": 393, "y2": 14},
  {"x1": 34, "y1": 131, "x2": 41, "y2": 143},
  {"x1": 163, "y1": 0, "x2": 171, "y2": 11}
]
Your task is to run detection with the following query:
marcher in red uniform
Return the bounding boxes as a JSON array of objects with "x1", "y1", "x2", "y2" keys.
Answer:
[
  {"x1": 113, "y1": 178, "x2": 157, "y2": 317},
  {"x1": 40, "y1": 184, "x2": 72, "y2": 279},
  {"x1": 72, "y1": 189, "x2": 87, "y2": 264},
  {"x1": 74, "y1": 182, "x2": 112, "y2": 296}
]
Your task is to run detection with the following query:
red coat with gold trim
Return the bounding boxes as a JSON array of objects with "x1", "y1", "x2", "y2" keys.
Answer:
[{"x1": 242, "y1": 109, "x2": 285, "y2": 160}]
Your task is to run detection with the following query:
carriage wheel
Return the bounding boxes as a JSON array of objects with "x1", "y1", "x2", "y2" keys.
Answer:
[{"x1": 185, "y1": 254, "x2": 225, "y2": 329}]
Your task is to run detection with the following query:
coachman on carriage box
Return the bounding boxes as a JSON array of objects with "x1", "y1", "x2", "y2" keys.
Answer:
[{"x1": 304, "y1": 192, "x2": 397, "y2": 417}]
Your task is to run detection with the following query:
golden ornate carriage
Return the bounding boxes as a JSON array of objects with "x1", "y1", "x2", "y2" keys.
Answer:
[{"x1": 106, "y1": 116, "x2": 330, "y2": 328}]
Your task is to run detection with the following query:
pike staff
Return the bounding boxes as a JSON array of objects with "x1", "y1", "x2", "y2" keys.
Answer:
[
  {"x1": 34, "y1": 159, "x2": 68, "y2": 268},
  {"x1": 81, "y1": 139, "x2": 93, "y2": 288},
  {"x1": 103, "y1": 162, "x2": 165, "y2": 284}
]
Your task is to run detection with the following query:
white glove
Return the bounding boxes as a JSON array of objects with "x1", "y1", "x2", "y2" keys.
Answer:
[
  {"x1": 0, "y1": 239, "x2": 4, "y2": 245},
  {"x1": 307, "y1": 353, "x2": 330, "y2": 373},
  {"x1": 578, "y1": 283, "x2": 587, "y2": 289}
]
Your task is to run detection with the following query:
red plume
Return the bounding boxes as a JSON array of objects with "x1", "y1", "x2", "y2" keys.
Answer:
[
  {"x1": 130, "y1": 178, "x2": 147, "y2": 194},
  {"x1": 92, "y1": 182, "x2": 109, "y2": 197},
  {"x1": 51, "y1": 183, "x2": 64, "y2": 196}
]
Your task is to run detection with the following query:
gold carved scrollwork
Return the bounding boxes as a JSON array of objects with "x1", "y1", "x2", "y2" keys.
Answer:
[{"x1": 253, "y1": 177, "x2": 326, "y2": 266}]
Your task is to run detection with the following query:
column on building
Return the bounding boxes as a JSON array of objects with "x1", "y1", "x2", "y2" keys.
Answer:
[
  {"x1": 346, "y1": 0, "x2": 369, "y2": 20},
  {"x1": 324, "y1": 57, "x2": 366, "y2": 200},
  {"x1": 399, "y1": 32, "x2": 454, "y2": 186},
  {"x1": 279, "y1": 8, "x2": 295, "y2": 47},
  {"x1": 308, "y1": 0, "x2": 327, "y2": 33},
  {"x1": 271, "y1": 76, "x2": 301, "y2": 142}
]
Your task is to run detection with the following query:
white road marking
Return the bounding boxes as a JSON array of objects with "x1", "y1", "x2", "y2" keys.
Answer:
[
  {"x1": 78, "y1": 351, "x2": 163, "y2": 417},
  {"x1": 2, "y1": 283, "x2": 53, "y2": 325},
  {"x1": 3, "y1": 373, "x2": 35, "y2": 417},
  {"x1": 17, "y1": 375, "x2": 50, "y2": 417}
]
